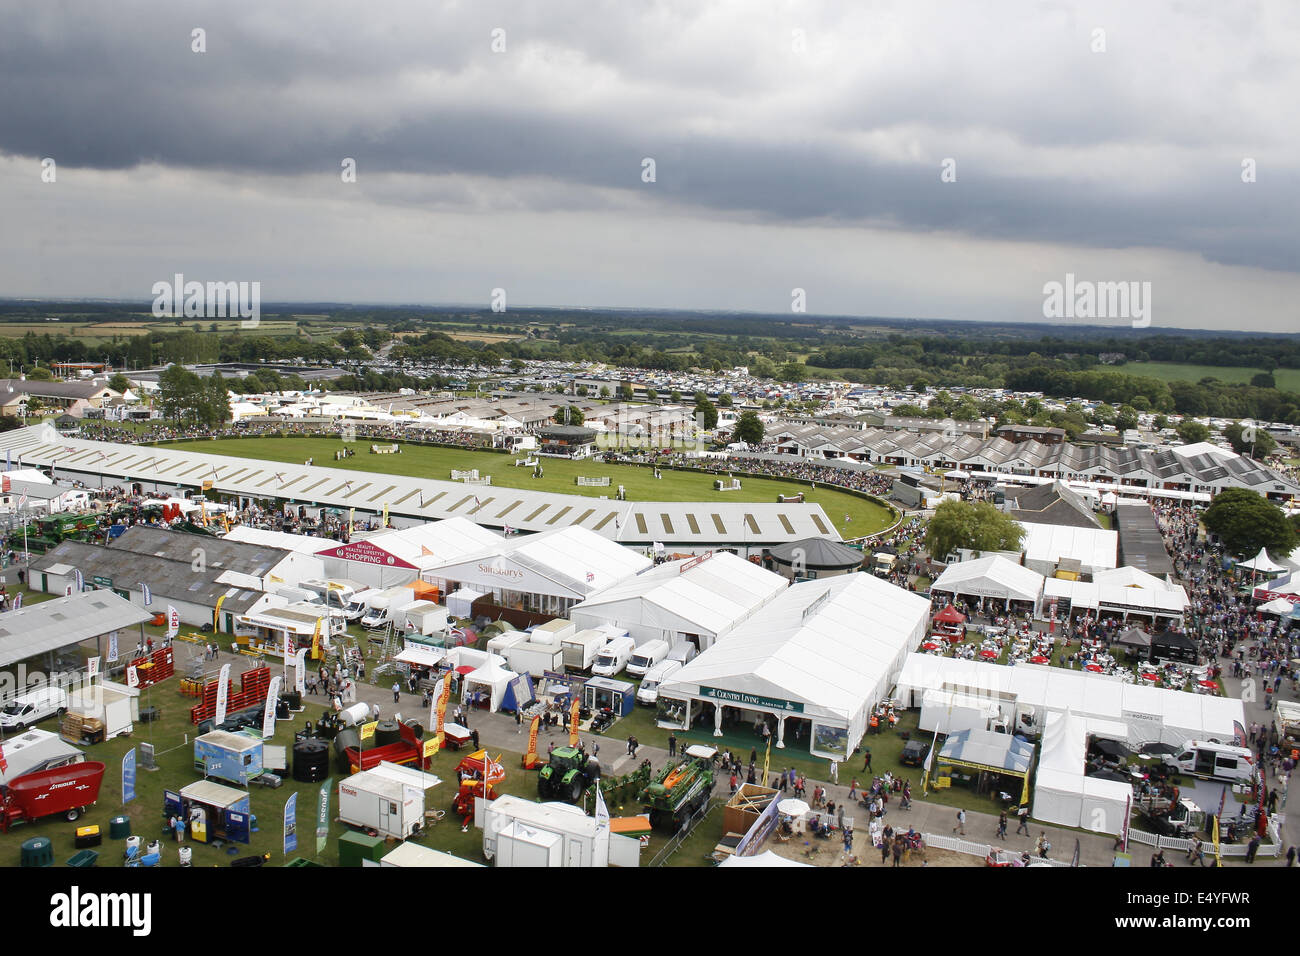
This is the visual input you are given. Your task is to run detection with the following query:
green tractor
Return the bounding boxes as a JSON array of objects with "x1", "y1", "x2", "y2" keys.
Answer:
[
  {"x1": 639, "y1": 756, "x2": 716, "y2": 831},
  {"x1": 537, "y1": 746, "x2": 602, "y2": 804}
]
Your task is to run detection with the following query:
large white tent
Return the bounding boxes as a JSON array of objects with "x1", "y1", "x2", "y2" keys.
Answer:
[
  {"x1": 1043, "y1": 572, "x2": 1188, "y2": 623},
  {"x1": 930, "y1": 554, "x2": 1044, "y2": 606},
  {"x1": 1238, "y1": 547, "x2": 1286, "y2": 574},
  {"x1": 424, "y1": 526, "x2": 653, "y2": 617},
  {"x1": 569, "y1": 551, "x2": 787, "y2": 650},
  {"x1": 1018, "y1": 521, "x2": 1118, "y2": 577},
  {"x1": 315, "y1": 517, "x2": 503, "y2": 589},
  {"x1": 896, "y1": 654, "x2": 1243, "y2": 749},
  {"x1": 1032, "y1": 710, "x2": 1132, "y2": 835},
  {"x1": 656, "y1": 573, "x2": 930, "y2": 759}
]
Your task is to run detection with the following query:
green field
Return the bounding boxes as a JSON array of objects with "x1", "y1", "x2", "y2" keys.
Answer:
[
  {"x1": 1121, "y1": 362, "x2": 1300, "y2": 391},
  {"x1": 158, "y1": 437, "x2": 895, "y2": 538}
]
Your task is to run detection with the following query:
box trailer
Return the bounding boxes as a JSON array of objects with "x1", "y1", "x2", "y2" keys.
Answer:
[
  {"x1": 380, "y1": 842, "x2": 484, "y2": 868},
  {"x1": 339, "y1": 762, "x2": 442, "y2": 840},
  {"x1": 530, "y1": 619, "x2": 575, "y2": 646},
  {"x1": 483, "y1": 794, "x2": 638, "y2": 867},
  {"x1": 0, "y1": 729, "x2": 84, "y2": 787},
  {"x1": 64, "y1": 681, "x2": 139, "y2": 741},
  {"x1": 165, "y1": 781, "x2": 252, "y2": 844},
  {"x1": 506, "y1": 640, "x2": 567, "y2": 679},
  {"x1": 402, "y1": 601, "x2": 450, "y2": 636},
  {"x1": 562, "y1": 629, "x2": 610, "y2": 672},
  {"x1": 487, "y1": 630, "x2": 528, "y2": 657},
  {"x1": 194, "y1": 730, "x2": 264, "y2": 786}
]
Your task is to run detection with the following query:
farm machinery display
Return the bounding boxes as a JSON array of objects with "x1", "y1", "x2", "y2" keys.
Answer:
[
  {"x1": 452, "y1": 750, "x2": 506, "y2": 819},
  {"x1": 537, "y1": 746, "x2": 601, "y2": 804},
  {"x1": 639, "y1": 755, "x2": 715, "y2": 830},
  {"x1": 584, "y1": 759, "x2": 654, "y2": 815},
  {"x1": 0, "y1": 761, "x2": 106, "y2": 831}
]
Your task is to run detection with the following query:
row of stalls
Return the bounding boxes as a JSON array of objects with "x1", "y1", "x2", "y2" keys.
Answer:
[{"x1": 930, "y1": 555, "x2": 1189, "y2": 626}]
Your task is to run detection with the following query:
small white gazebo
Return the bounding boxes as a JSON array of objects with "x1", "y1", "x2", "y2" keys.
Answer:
[{"x1": 1239, "y1": 548, "x2": 1286, "y2": 575}]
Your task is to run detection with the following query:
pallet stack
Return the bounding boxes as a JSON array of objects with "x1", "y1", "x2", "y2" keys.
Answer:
[
  {"x1": 189, "y1": 666, "x2": 272, "y2": 724},
  {"x1": 127, "y1": 647, "x2": 175, "y2": 689},
  {"x1": 60, "y1": 712, "x2": 104, "y2": 745}
]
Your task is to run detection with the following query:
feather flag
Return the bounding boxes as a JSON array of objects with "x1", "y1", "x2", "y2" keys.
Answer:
[
  {"x1": 73, "y1": 568, "x2": 84, "y2": 592},
  {"x1": 139, "y1": 582, "x2": 152, "y2": 606}
]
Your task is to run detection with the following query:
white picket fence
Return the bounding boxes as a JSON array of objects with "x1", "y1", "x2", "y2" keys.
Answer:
[
  {"x1": 451, "y1": 469, "x2": 479, "y2": 480},
  {"x1": 922, "y1": 832, "x2": 1075, "y2": 866},
  {"x1": 576, "y1": 476, "x2": 610, "y2": 487},
  {"x1": 1126, "y1": 827, "x2": 1281, "y2": 858}
]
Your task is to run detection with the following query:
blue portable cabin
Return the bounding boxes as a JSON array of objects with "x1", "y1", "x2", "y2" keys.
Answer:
[
  {"x1": 194, "y1": 730, "x2": 264, "y2": 786},
  {"x1": 581, "y1": 676, "x2": 636, "y2": 717},
  {"x1": 164, "y1": 780, "x2": 252, "y2": 844}
]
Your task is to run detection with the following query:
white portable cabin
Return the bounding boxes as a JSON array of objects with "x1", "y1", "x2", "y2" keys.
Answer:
[
  {"x1": 482, "y1": 794, "x2": 639, "y2": 868},
  {"x1": 506, "y1": 639, "x2": 566, "y2": 680},
  {"x1": 380, "y1": 842, "x2": 484, "y2": 868},
  {"x1": 338, "y1": 762, "x2": 442, "y2": 840},
  {"x1": 65, "y1": 680, "x2": 139, "y2": 739},
  {"x1": 486, "y1": 630, "x2": 529, "y2": 658},
  {"x1": 529, "y1": 619, "x2": 575, "y2": 646}
]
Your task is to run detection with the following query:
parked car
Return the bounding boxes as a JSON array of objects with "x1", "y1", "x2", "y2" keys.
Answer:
[{"x1": 900, "y1": 739, "x2": 931, "y2": 767}]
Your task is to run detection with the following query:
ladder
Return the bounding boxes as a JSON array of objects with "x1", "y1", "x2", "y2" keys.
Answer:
[{"x1": 371, "y1": 622, "x2": 399, "y2": 680}]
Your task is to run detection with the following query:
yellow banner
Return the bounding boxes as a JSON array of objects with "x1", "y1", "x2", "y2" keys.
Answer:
[
  {"x1": 432, "y1": 676, "x2": 453, "y2": 750},
  {"x1": 382, "y1": 504, "x2": 389, "y2": 527},
  {"x1": 526, "y1": 715, "x2": 540, "y2": 763},
  {"x1": 569, "y1": 696, "x2": 580, "y2": 747},
  {"x1": 213, "y1": 594, "x2": 227, "y2": 633},
  {"x1": 360, "y1": 720, "x2": 378, "y2": 741},
  {"x1": 348, "y1": 508, "x2": 355, "y2": 536},
  {"x1": 422, "y1": 738, "x2": 439, "y2": 759},
  {"x1": 311, "y1": 618, "x2": 322, "y2": 660}
]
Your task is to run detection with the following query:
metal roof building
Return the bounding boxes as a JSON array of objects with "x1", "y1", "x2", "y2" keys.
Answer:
[
  {"x1": 0, "y1": 425, "x2": 839, "y2": 555},
  {"x1": 0, "y1": 589, "x2": 153, "y2": 669}
]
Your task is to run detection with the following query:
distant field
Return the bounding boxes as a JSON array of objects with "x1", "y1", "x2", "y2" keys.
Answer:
[
  {"x1": 0, "y1": 318, "x2": 306, "y2": 339},
  {"x1": 1121, "y1": 362, "x2": 1300, "y2": 391},
  {"x1": 159, "y1": 436, "x2": 895, "y2": 538}
]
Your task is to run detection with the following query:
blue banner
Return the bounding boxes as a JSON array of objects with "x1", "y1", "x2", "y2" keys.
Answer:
[
  {"x1": 122, "y1": 747, "x2": 137, "y2": 804},
  {"x1": 316, "y1": 778, "x2": 332, "y2": 856},
  {"x1": 283, "y1": 792, "x2": 298, "y2": 855}
]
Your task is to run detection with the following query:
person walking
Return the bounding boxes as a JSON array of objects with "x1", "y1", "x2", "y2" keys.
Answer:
[
  {"x1": 470, "y1": 728, "x2": 479, "y2": 751},
  {"x1": 862, "y1": 747, "x2": 872, "y2": 772},
  {"x1": 667, "y1": 732, "x2": 677, "y2": 757},
  {"x1": 1015, "y1": 805, "x2": 1030, "y2": 836},
  {"x1": 1037, "y1": 833, "x2": 1051, "y2": 859},
  {"x1": 829, "y1": 760, "x2": 839, "y2": 784},
  {"x1": 627, "y1": 735, "x2": 636, "y2": 757},
  {"x1": 997, "y1": 811, "x2": 1008, "y2": 841},
  {"x1": 953, "y1": 808, "x2": 966, "y2": 835},
  {"x1": 848, "y1": 778, "x2": 859, "y2": 801},
  {"x1": 1245, "y1": 834, "x2": 1260, "y2": 863},
  {"x1": 391, "y1": 681, "x2": 400, "y2": 704},
  {"x1": 173, "y1": 815, "x2": 185, "y2": 843}
]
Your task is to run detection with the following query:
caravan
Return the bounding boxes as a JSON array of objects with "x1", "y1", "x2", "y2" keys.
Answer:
[{"x1": 1164, "y1": 740, "x2": 1255, "y2": 783}]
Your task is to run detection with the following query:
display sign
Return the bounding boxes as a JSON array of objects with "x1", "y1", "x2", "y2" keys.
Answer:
[
  {"x1": 122, "y1": 747, "x2": 137, "y2": 804},
  {"x1": 316, "y1": 779, "x2": 332, "y2": 856},
  {"x1": 283, "y1": 792, "x2": 298, "y2": 855},
  {"x1": 700, "y1": 686, "x2": 804, "y2": 714},
  {"x1": 315, "y1": 539, "x2": 416, "y2": 569},
  {"x1": 92, "y1": 575, "x2": 113, "y2": 589}
]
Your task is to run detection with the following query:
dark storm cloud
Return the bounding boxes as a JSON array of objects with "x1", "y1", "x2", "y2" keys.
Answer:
[{"x1": 0, "y1": 1, "x2": 1295, "y2": 274}]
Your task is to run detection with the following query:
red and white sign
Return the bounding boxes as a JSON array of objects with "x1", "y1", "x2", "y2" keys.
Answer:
[{"x1": 315, "y1": 539, "x2": 416, "y2": 570}]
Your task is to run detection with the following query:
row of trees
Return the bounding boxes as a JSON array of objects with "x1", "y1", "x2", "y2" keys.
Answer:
[{"x1": 157, "y1": 366, "x2": 232, "y2": 426}]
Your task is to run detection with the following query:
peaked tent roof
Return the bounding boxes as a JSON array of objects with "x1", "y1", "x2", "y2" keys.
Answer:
[
  {"x1": 765, "y1": 537, "x2": 864, "y2": 570},
  {"x1": 1238, "y1": 547, "x2": 1286, "y2": 574},
  {"x1": 658, "y1": 573, "x2": 930, "y2": 723},
  {"x1": 930, "y1": 554, "x2": 1044, "y2": 603},
  {"x1": 938, "y1": 728, "x2": 1035, "y2": 774}
]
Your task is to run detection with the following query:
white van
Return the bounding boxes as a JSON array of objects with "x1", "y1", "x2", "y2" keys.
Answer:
[
  {"x1": 591, "y1": 637, "x2": 635, "y2": 678},
  {"x1": 0, "y1": 688, "x2": 69, "y2": 731},
  {"x1": 636, "y1": 660, "x2": 683, "y2": 706},
  {"x1": 626, "y1": 640, "x2": 671, "y2": 678},
  {"x1": 1164, "y1": 740, "x2": 1255, "y2": 783}
]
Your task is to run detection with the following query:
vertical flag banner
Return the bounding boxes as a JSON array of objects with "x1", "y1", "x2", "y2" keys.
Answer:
[
  {"x1": 293, "y1": 647, "x2": 308, "y2": 694},
  {"x1": 213, "y1": 594, "x2": 227, "y2": 632},
  {"x1": 382, "y1": 503, "x2": 389, "y2": 527},
  {"x1": 107, "y1": 631, "x2": 119, "y2": 663},
  {"x1": 166, "y1": 606, "x2": 180, "y2": 641},
  {"x1": 433, "y1": 676, "x2": 452, "y2": 750},
  {"x1": 569, "y1": 695, "x2": 580, "y2": 747},
  {"x1": 595, "y1": 780, "x2": 610, "y2": 835},
  {"x1": 73, "y1": 568, "x2": 84, "y2": 592},
  {"x1": 0, "y1": 741, "x2": 7, "y2": 775},
  {"x1": 283, "y1": 792, "x2": 298, "y2": 855},
  {"x1": 348, "y1": 508, "x2": 355, "y2": 535},
  {"x1": 122, "y1": 747, "x2": 137, "y2": 804},
  {"x1": 11, "y1": 593, "x2": 19, "y2": 610},
  {"x1": 126, "y1": 665, "x2": 139, "y2": 688},
  {"x1": 525, "y1": 715, "x2": 541, "y2": 766},
  {"x1": 87, "y1": 657, "x2": 101, "y2": 682},
  {"x1": 139, "y1": 582, "x2": 152, "y2": 606},
  {"x1": 316, "y1": 779, "x2": 332, "y2": 855},
  {"x1": 214, "y1": 662, "x2": 231, "y2": 725},
  {"x1": 262, "y1": 675, "x2": 283, "y2": 738},
  {"x1": 311, "y1": 618, "x2": 323, "y2": 660}
]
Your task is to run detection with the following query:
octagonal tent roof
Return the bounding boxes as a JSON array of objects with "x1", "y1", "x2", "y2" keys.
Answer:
[{"x1": 766, "y1": 537, "x2": 864, "y2": 571}]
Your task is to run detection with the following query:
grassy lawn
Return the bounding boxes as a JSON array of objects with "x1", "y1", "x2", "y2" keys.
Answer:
[
  {"x1": 1121, "y1": 362, "x2": 1300, "y2": 391},
  {"x1": 158, "y1": 437, "x2": 894, "y2": 539}
]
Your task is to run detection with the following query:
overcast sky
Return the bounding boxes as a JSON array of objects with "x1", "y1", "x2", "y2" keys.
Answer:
[{"x1": 1, "y1": 1, "x2": 1296, "y2": 331}]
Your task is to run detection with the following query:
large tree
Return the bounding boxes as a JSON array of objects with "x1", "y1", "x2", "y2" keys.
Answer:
[
  {"x1": 694, "y1": 395, "x2": 718, "y2": 430},
  {"x1": 1175, "y1": 419, "x2": 1210, "y2": 444},
  {"x1": 1202, "y1": 488, "x2": 1296, "y2": 559},
  {"x1": 1224, "y1": 421, "x2": 1277, "y2": 460},
  {"x1": 732, "y1": 411, "x2": 764, "y2": 445},
  {"x1": 925, "y1": 500, "x2": 1026, "y2": 562},
  {"x1": 553, "y1": 405, "x2": 585, "y2": 426}
]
